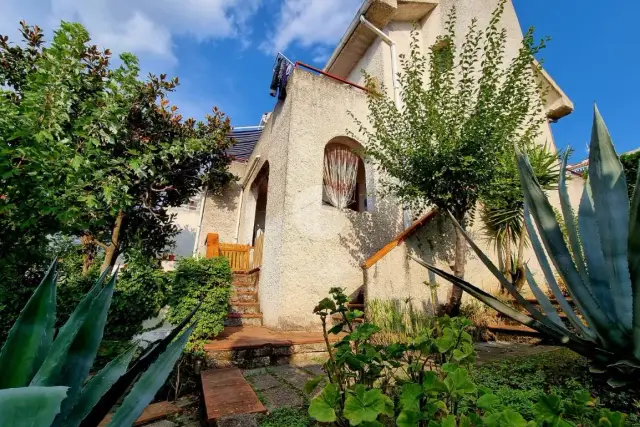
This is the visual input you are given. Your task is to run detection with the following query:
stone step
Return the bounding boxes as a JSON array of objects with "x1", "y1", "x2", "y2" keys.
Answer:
[
  {"x1": 204, "y1": 326, "x2": 338, "y2": 369},
  {"x1": 99, "y1": 401, "x2": 181, "y2": 426},
  {"x1": 231, "y1": 291, "x2": 259, "y2": 303},
  {"x1": 232, "y1": 282, "x2": 258, "y2": 293},
  {"x1": 225, "y1": 313, "x2": 263, "y2": 327},
  {"x1": 229, "y1": 303, "x2": 261, "y2": 315},
  {"x1": 201, "y1": 367, "x2": 267, "y2": 425},
  {"x1": 232, "y1": 272, "x2": 259, "y2": 287}
]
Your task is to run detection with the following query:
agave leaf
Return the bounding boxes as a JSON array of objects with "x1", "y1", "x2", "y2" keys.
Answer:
[
  {"x1": 524, "y1": 206, "x2": 596, "y2": 341},
  {"x1": 0, "y1": 259, "x2": 58, "y2": 389},
  {"x1": 629, "y1": 162, "x2": 640, "y2": 359},
  {"x1": 53, "y1": 274, "x2": 117, "y2": 426},
  {"x1": 411, "y1": 257, "x2": 613, "y2": 363},
  {"x1": 559, "y1": 152, "x2": 589, "y2": 286},
  {"x1": 588, "y1": 105, "x2": 633, "y2": 332},
  {"x1": 445, "y1": 211, "x2": 569, "y2": 337},
  {"x1": 79, "y1": 303, "x2": 201, "y2": 427},
  {"x1": 0, "y1": 386, "x2": 68, "y2": 427},
  {"x1": 63, "y1": 345, "x2": 137, "y2": 427},
  {"x1": 578, "y1": 184, "x2": 618, "y2": 324},
  {"x1": 524, "y1": 266, "x2": 565, "y2": 329},
  {"x1": 516, "y1": 147, "x2": 626, "y2": 348},
  {"x1": 31, "y1": 269, "x2": 108, "y2": 386},
  {"x1": 107, "y1": 324, "x2": 195, "y2": 427}
]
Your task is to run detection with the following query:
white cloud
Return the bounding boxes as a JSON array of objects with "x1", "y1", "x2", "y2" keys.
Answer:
[
  {"x1": 0, "y1": 0, "x2": 262, "y2": 64},
  {"x1": 262, "y1": 0, "x2": 362, "y2": 55}
]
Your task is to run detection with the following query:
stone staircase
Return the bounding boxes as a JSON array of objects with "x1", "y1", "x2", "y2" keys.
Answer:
[{"x1": 226, "y1": 270, "x2": 263, "y2": 327}]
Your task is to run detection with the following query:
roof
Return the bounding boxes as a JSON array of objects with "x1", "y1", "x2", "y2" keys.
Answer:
[{"x1": 227, "y1": 127, "x2": 263, "y2": 162}]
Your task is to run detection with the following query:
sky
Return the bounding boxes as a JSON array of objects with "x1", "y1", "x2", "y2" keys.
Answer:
[{"x1": 0, "y1": 0, "x2": 638, "y2": 162}]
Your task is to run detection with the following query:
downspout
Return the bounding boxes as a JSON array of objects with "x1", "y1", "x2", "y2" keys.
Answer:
[
  {"x1": 360, "y1": 15, "x2": 411, "y2": 228},
  {"x1": 359, "y1": 15, "x2": 402, "y2": 110},
  {"x1": 234, "y1": 155, "x2": 261, "y2": 243},
  {"x1": 193, "y1": 185, "x2": 208, "y2": 255}
]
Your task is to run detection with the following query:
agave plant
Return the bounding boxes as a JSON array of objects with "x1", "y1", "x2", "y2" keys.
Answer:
[
  {"x1": 0, "y1": 260, "x2": 198, "y2": 426},
  {"x1": 412, "y1": 106, "x2": 640, "y2": 385}
]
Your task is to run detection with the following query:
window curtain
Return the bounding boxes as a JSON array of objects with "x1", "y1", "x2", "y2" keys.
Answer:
[{"x1": 323, "y1": 146, "x2": 359, "y2": 210}]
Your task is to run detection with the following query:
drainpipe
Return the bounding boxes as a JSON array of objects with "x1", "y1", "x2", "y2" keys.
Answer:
[
  {"x1": 359, "y1": 15, "x2": 402, "y2": 110},
  {"x1": 234, "y1": 155, "x2": 261, "y2": 243},
  {"x1": 360, "y1": 15, "x2": 411, "y2": 228},
  {"x1": 193, "y1": 185, "x2": 208, "y2": 255}
]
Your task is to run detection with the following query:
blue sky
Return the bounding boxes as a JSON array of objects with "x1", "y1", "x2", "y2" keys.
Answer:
[{"x1": 1, "y1": 0, "x2": 637, "y2": 162}]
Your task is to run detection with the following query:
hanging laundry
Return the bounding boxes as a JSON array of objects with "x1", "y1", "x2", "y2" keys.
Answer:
[
  {"x1": 278, "y1": 61, "x2": 293, "y2": 101},
  {"x1": 270, "y1": 56, "x2": 283, "y2": 97}
]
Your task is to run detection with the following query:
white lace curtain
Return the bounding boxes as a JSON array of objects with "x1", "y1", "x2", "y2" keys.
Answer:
[{"x1": 323, "y1": 145, "x2": 359, "y2": 210}]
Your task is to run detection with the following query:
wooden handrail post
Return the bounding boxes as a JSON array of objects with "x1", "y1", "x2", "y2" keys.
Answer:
[{"x1": 206, "y1": 233, "x2": 220, "y2": 258}]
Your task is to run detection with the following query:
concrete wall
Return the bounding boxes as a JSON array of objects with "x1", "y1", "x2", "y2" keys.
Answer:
[{"x1": 197, "y1": 161, "x2": 247, "y2": 254}]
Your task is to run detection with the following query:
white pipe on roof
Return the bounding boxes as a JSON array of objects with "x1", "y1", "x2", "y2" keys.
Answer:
[
  {"x1": 232, "y1": 126, "x2": 265, "y2": 130},
  {"x1": 324, "y1": 0, "x2": 374, "y2": 72},
  {"x1": 359, "y1": 15, "x2": 402, "y2": 110}
]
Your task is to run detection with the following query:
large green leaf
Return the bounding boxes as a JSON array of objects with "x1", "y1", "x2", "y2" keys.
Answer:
[
  {"x1": 629, "y1": 161, "x2": 640, "y2": 359},
  {"x1": 588, "y1": 106, "x2": 633, "y2": 332},
  {"x1": 31, "y1": 269, "x2": 109, "y2": 386},
  {"x1": 559, "y1": 152, "x2": 590, "y2": 285},
  {"x1": 578, "y1": 184, "x2": 619, "y2": 326},
  {"x1": 107, "y1": 324, "x2": 194, "y2": 427},
  {"x1": 0, "y1": 386, "x2": 68, "y2": 427},
  {"x1": 516, "y1": 147, "x2": 627, "y2": 348},
  {"x1": 445, "y1": 211, "x2": 568, "y2": 337},
  {"x1": 79, "y1": 303, "x2": 200, "y2": 427},
  {"x1": 0, "y1": 260, "x2": 57, "y2": 389},
  {"x1": 308, "y1": 383, "x2": 339, "y2": 423},
  {"x1": 63, "y1": 345, "x2": 137, "y2": 427},
  {"x1": 343, "y1": 385, "x2": 391, "y2": 425},
  {"x1": 54, "y1": 274, "x2": 117, "y2": 426},
  {"x1": 524, "y1": 206, "x2": 595, "y2": 340},
  {"x1": 524, "y1": 266, "x2": 565, "y2": 330}
]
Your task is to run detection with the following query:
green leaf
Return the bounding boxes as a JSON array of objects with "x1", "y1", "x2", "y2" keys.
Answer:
[
  {"x1": 55, "y1": 274, "x2": 117, "y2": 425},
  {"x1": 444, "y1": 368, "x2": 476, "y2": 397},
  {"x1": 534, "y1": 394, "x2": 563, "y2": 423},
  {"x1": 396, "y1": 410, "x2": 421, "y2": 427},
  {"x1": 313, "y1": 298, "x2": 336, "y2": 314},
  {"x1": 476, "y1": 393, "x2": 500, "y2": 411},
  {"x1": 524, "y1": 266, "x2": 566, "y2": 329},
  {"x1": 0, "y1": 386, "x2": 68, "y2": 427},
  {"x1": 399, "y1": 383, "x2": 422, "y2": 411},
  {"x1": 343, "y1": 385, "x2": 390, "y2": 425},
  {"x1": 304, "y1": 375, "x2": 324, "y2": 395},
  {"x1": 441, "y1": 362, "x2": 459, "y2": 374},
  {"x1": 308, "y1": 383, "x2": 339, "y2": 422},
  {"x1": 348, "y1": 323, "x2": 381, "y2": 342},
  {"x1": 107, "y1": 324, "x2": 195, "y2": 426},
  {"x1": 588, "y1": 105, "x2": 633, "y2": 331},
  {"x1": 31, "y1": 272, "x2": 104, "y2": 387},
  {"x1": 0, "y1": 260, "x2": 57, "y2": 389},
  {"x1": 500, "y1": 409, "x2": 530, "y2": 427},
  {"x1": 63, "y1": 345, "x2": 137, "y2": 427},
  {"x1": 598, "y1": 409, "x2": 628, "y2": 427},
  {"x1": 440, "y1": 415, "x2": 456, "y2": 427}
]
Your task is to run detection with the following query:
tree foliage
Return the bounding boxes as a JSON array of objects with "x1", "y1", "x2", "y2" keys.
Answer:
[
  {"x1": 0, "y1": 21, "x2": 233, "y2": 272},
  {"x1": 354, "y1": 1, "x2": 549, "y2": 312}
]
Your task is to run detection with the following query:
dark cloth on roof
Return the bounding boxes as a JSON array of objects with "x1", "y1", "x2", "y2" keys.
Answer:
[
  {"x1": 270, "y1": 57, "x2": 282, "y2": 97},
  {"x1": 227, "y1": 128, "x2": 263, "y2": 161}
]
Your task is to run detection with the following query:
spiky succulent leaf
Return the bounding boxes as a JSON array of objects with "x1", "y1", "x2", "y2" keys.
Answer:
[
  {"x1": 53, "y1": 274, "x2": 117, "y2": 426},
  {"x1": 588, "y1": 105, "x2": 633, "y2": 332},
  {"x1": 63, "y1": 345, "x2": 137, "y2": 427},
  {"x1": 106, "y1": 324, "x2": 195, "y2": 427},
  {"x1": 0, "y1": 260, "x2": 57, "y2": 389},
  {"x1": 0, "y1": 386, "x2": 68, "y2": 427},
  {"x1": 524, "y1": 266, "x2": 565, "y2": 329}
]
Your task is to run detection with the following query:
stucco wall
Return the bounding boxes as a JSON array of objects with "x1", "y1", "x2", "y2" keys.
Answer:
[
  {"x1": 264, "y1": 69, "x2": 405, "y2": 330},
  {"x1": 197, "y1": 161, "x2": 247, "y2": 254}
]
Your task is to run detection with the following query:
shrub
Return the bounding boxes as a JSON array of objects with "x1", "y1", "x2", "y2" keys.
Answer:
[
  {"x1": 166, "y1": 256, "x2": 232, "y2": 348},
  {"x1": 56, "y1": 248, "x2": 169, "y2": 343}
]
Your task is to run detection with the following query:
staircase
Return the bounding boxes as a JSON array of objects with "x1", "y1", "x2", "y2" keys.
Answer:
[{"x1": 226, "y1": 270, "x2": 263, "y2": 327}]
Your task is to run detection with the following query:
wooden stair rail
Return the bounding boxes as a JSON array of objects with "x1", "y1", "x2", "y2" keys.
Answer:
[
  {"x1": 220, "y1": 243, "x2": 251, "y2": 272},
  {"x1": 251, "y1": 233, "x2": 264, "y2": 271},
  {"x1": 206, "y1": 232, "x2": 265, "y2": 272}
]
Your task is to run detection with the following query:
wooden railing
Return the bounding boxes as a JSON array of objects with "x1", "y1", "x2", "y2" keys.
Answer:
[{"x1": 206, "y1": 233, "x2": 265, "y2": 272}]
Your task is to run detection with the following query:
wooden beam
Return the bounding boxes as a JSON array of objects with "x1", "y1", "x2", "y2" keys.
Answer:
[{"x1": 206, "y1": 233, "x2": 220, "y2": 258}]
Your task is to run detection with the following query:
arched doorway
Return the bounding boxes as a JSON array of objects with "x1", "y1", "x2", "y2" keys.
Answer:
[
  {"x1": 251, "y1": 162, "x2": 269, "y2": 244},
  {"x1": 322, "y1": 137, "x2": 368, "y2": 212}
]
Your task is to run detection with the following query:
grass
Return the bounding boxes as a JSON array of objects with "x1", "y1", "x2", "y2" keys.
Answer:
[
  {"x1": 366, "y1": 298, "x2": 434, "y2": 344},
  {"x1": 473, "y1": 348, "x2": 640, "y2": 424},
  {"x1": 258, "y1": 407, "x2": 316, "y2": 427}
]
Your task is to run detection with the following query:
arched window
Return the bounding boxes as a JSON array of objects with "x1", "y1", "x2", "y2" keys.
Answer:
[{"x1": 322, "y1": 138, "x2": 367, "y2": 212}]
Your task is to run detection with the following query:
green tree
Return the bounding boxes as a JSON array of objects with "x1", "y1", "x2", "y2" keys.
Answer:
[
  {"x1": 355, "y1": 1, "x2": 548, "y2": 313},
  {"x1": 0, "y1": 21, "x2": 233, "y2": 273}
]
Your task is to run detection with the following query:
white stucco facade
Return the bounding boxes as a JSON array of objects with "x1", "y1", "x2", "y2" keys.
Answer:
[{"x1": 196, "y1": 0, "x2": 576, "y2": 330}]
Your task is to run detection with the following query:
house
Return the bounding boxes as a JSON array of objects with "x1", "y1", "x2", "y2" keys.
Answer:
[{"x1": 190, "y1": 0, "x2": 577, "y2": 331}]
